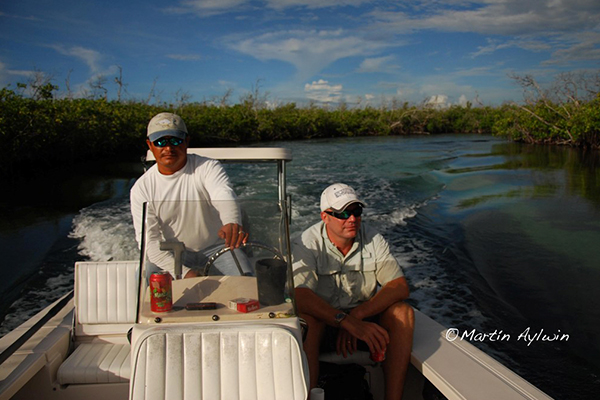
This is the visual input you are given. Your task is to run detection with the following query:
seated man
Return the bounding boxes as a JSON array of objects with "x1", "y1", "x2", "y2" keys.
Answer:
[
  {"x1": 130, "y1": 112, "x2": 250, "y2": 279},
  {"x1": 292, "y1": 183, "x2": 414, "y2": 400}
]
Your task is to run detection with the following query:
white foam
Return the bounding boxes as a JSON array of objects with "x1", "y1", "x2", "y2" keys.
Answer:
[
  {"x1": 414, "y1": 277, "x2": 439, "y2": 289},
  {"x1": 69, "y1": 199, "x2": 139, "y2": 262}
]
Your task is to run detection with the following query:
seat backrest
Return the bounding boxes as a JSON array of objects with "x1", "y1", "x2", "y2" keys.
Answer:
[
  {"x1": 130, "y1": 324, "x2": 308, "y2": 400},
  {"x1": 75, "y1": 261, "x2": 139, "y2": 337}
]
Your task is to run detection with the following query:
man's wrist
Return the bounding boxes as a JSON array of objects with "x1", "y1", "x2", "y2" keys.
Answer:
[
  {"x1": 349, "y1": 307, "x2": 365, "y2": 321},
  {"x1": 338, "y1": 313, "x2": 359, "y2": 331},
  {"x1": 333, "y1": 311, "x2": 347, "y2": 325}
]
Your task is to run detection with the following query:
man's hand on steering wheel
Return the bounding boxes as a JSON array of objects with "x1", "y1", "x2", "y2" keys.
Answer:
[{"x1": 218, "y1": 223, "x2": 249, "y2": 248}]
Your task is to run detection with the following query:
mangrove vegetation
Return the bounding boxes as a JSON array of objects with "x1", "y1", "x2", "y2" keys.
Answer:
[{"x1": 2, "y1": 71, "x2": 599, "y2": 177}]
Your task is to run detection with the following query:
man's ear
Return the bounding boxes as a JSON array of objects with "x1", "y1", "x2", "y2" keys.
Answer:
[
  {"x1": 146, "y1": 139, "x2": 152, "y2": 149},
  {"x1": 320, "y1": 211, "x2": 328, "y2": 223}
]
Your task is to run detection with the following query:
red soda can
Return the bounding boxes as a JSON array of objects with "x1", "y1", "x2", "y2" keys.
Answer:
[
  {"x1": 150, "y1": 271, "x2": 173, "y2": 312},
  {"x1": 370, "y1": 348, "x2": 386, "y2": 363}
]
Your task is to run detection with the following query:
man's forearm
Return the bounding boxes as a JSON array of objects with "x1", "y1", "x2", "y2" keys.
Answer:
[
  {"x1": 351, "y1": 277, "x2": 410, "y2": 320},
  {"x1": 295, "y1": 287, "x2": 391, "y2": 353},
  {"x1": 295, "y1": 287, "x2": 344, "y2": 326}
]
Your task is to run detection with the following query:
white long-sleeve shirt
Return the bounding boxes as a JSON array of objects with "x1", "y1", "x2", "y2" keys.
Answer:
[{"x1": 130, "y1": 154, "x2": 240, "y2": 276}]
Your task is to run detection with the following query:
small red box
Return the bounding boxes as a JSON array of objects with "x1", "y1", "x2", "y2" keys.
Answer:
[{"x1": 228, "y1": 298, "x2": 260, "y2": 313}]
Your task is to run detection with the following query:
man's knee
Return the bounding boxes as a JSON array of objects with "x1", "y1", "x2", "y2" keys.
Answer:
[
  {"x1": 381, "y1": 301, "x2": 415, "y2": 330},
  {"x1": 300, "y1": 313, "x2": 324, "y2": 328},
  {"x1": 299, "y1": 313, "x2": 326, "y2": 343}
]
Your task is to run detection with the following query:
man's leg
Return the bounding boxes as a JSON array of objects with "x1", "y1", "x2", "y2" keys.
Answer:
[
  {"x1": 299, "y1": 313, "x2": 326, "y2": 395},
  {"x1": 379, "y1": 301, "x2": 415, "y2": 400}
]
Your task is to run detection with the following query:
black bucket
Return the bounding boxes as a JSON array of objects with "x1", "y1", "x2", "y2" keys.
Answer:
[{"x1": 255, "y1": 258, "x2": 287, "y2": 306}]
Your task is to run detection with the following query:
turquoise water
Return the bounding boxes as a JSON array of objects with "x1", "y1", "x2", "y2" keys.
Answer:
[{"x1": 1, "y1": 134, "x2": 599, "y2": 398}]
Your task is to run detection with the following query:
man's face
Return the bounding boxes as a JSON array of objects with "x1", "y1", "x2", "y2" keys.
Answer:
[
  {"x1": 321, "y1": 203, "x2": 362, "y2": 242},
  {"x1": 147, "y1": 136, "x2": 189, "y2": 175}
]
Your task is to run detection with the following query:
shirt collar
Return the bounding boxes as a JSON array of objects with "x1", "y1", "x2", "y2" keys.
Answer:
[{"x1": 320, "y1": 221, "x2": 362, "y2": 259}]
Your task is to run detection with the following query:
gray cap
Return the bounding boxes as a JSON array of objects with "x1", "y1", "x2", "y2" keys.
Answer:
[{"x1": 147, "y1": 112, "x2": 188, "y2": 142}]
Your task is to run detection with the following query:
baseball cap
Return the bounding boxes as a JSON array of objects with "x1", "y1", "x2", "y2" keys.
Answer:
[
  {"x1": 147, "y1": 112, "x2": 188, "y2": 142},
  {"x1": 320, "y1": 183, "x2": 366, "y2": 212}
]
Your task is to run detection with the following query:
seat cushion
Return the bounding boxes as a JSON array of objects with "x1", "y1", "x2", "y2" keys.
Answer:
[
  {"x1": 130, "y1": 325, "x2": 308, "y2": 400},
  {"x1": 75, "y1": 261, "x2": 138, "y2": 325},
  {"x1": 58, "y1": 343, "x2": 130, "y2": 384}
]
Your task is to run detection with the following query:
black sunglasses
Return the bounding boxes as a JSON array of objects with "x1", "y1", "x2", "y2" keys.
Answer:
[
  {"x1": 324, "y1": 206, "x2": 363, "y2": 220},
  {"x1": 153, "y1": 137, "x2": 184, "y2": 147}
]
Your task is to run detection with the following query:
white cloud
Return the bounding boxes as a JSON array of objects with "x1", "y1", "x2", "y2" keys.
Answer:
[
  {"x1": 369, "y1": 1, "x2": 600, "y2": 36},
  {"x1": 174, "y1": 0, "x2": 600, "y2": 98},
  {"x1": 175, "y1": 0, "x2": 370, "y2": 16},
  {"x1": 305, "y1": 79, "x2": 343, "y2": 103},
  {"x1": 167, "y1": 54, "x2": 201, "y2": 61},
  {"x1": 173, "y1": 0, "x2": 249, "y2": 17},
  {"x1": 0, "y1": 60, "x2": 31, "y2": 78},
  {"x1": 218, "y1": 79, "x2": 237, "y2": 87},
  {"x1": 357, "y1": 55, "x2": 399, "y2": 73},
  {"x1": 471, "y1": 38, "x2": 552, "y2": 58},
  {"x1": 0, "y1": 12, "x2": 41, "y2": 21},
  {"x1": 0, "y1": 60, "x2": 36, "y2": 87},
  {"x1": 543, "y1": 32, "x2": 600, "y2": 64},
  {"x1": 50, "y1": 45, "x2": 103, "y2": 73},
  {"x1": 427, "y1": 94, "x2": 449, "y2": 108},
  {"x1": 395, "y1": 86, "x2": 417, "y2": 100},
  {"x1": 264, "y1": 0, "x2": 370, "y2": 10},
  {"x1": 45, "y1": 46, "x2": 125, "y2": 97},
  {"x1": 227, "y1": 29, "x2": 388, "y2": 81}
]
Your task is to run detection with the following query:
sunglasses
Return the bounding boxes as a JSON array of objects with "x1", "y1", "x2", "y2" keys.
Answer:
[
  {"x1": 324, "y1": 206, "x2": 363, "y2": 220},
  {"x1": 153, "y1": 137, "x2": 184, "y2": 147}
]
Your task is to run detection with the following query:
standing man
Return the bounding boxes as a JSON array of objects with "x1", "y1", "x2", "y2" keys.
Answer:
[
  {"x1": 292, "y1": 183, "x2": 414, "y2": 400},
  {"x1": 130, "y1": 112, "x2": 249, "y2": 279}
]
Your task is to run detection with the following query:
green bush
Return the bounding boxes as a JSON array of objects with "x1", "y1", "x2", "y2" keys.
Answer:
[{"x1": 2, "y1": 83, "x2": 599, "y2": 178}]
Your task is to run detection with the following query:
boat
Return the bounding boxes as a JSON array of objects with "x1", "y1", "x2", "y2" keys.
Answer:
[{"x1": 0, "y1": 147, "x2": 554, "y2": 400}]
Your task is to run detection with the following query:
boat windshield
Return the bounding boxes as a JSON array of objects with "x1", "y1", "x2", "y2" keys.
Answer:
[{"x1": 136, "y1": 198, "x2": 296, "y2": 324}]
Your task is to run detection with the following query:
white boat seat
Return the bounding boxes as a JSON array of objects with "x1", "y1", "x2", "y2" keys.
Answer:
[
  {"x1": 74, "y1": 261, "x2": 138, "y2": 334},
  {"x1": 57, "y1": 342, "x2": 130, "y2": 384},
  {"x1": 57, "y1": 261, "x2": 138, "y2": 387},
  {"x1": 130, "y1": 324, "x2": 308, "y2": 400}
]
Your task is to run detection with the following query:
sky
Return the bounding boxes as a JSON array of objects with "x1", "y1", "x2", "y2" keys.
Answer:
[{"x1": 1, "y1": 0, "x2": 600, "y2": 107}]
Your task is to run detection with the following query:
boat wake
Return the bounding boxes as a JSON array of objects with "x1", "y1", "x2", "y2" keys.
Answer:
[
  {"x1": 0, "y1": 197, "x2": 137, "y2": 337},
  {"x1": 69, "y1": 198, "x2": 139, "y2": 262}
]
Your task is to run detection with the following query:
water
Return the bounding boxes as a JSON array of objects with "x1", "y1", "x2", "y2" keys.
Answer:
[{"x1": 1, "y1": 134, "x2": 599, "y2": 399}]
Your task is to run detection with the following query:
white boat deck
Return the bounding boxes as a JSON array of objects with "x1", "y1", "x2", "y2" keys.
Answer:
[
  {"x1": 0, "y1": 288, "x2": 554, "y2": 399},
  {"x1": 410, "y1": 310, "x2": 552, "y2": 399},
  {"x1": 0, "y1": 294, "x2": 73, "y2": 400}
]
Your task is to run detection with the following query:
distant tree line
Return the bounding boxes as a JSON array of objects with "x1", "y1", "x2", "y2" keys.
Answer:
[{"x1": 1, "y1": 70, "x2": 599, "y2": 177}]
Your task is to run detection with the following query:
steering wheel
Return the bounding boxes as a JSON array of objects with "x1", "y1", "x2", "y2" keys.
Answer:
[{"x1": 202, "y1": 241, "x2": 284, "y2": 276}]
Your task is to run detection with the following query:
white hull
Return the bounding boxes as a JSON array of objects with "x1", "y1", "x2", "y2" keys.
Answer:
[{"x1": 0, "y1": 288, "x2": 552, "y2": 400}]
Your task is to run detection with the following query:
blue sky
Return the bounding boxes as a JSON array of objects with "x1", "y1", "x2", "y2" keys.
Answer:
[{"x1": 1, "y1": 0, "x2": 600, "y2": 107}]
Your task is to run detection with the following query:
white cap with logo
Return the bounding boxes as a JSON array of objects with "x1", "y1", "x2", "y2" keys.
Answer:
[
  {"x1": 147, "y1": 112, "x2": 188, "y2": 142},
  {"x1": 320, "y1": 183, "x2": 366, "y2": 212}
]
